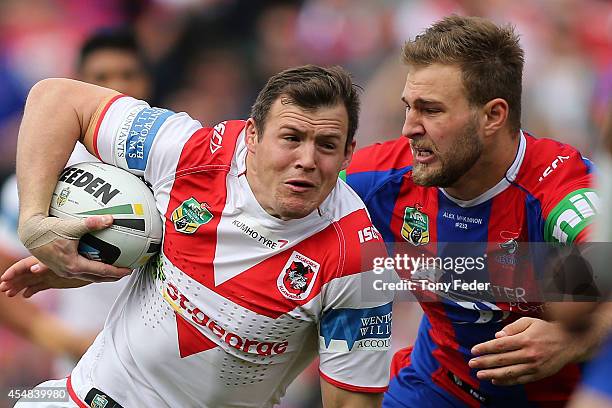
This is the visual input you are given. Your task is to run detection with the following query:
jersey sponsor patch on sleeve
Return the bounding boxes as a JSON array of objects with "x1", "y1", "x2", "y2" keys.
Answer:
[
  {"x1": 319, "y1": 302, "x2": 392, "y2": 352},
  {"x1": 123, "y1": 107, "x2": 174, "y2": 171},
  {"x1": 544, "y1": 188, "x2": 600, "y2": 243}
]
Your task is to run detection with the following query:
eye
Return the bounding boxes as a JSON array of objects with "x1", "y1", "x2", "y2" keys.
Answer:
[
  {"x1": 320, "y1": 142, "x2": 337, "y2": 151},
  {"x1": 284, "y1": 135, "x2": 300, "y2": 142},
  {"x1": 425, "y1": 108, "x2": 441, "y2": 114}
]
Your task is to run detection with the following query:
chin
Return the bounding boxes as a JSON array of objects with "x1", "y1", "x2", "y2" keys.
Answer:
[
  {"x1": 277, "y1": 199, "x2": 319, "y2": 220},
  {"x1": 412, "y1": 168, "x2": 456, "y2": 188},
  {"x1": 278, "y1": 208, "x2": 313, "y2": 220},
  {"x1": 412, "y1": 168, "x2": 437, "y2": 186}
]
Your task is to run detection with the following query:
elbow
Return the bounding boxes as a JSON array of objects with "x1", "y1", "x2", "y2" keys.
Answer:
[
  {"x1": 29, "y1": 78, "x2": 60, "y2": 96},
  {"x1": 26, "y1": 78, "x2": 75, "y2": 106}
]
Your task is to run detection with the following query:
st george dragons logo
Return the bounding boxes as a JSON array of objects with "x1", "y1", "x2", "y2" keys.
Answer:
[{"x1": 277, "y1": 251, "x2": 320, "y2": 301}]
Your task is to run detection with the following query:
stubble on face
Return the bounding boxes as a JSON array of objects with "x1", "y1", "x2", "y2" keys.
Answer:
[{"x1": 412, "y1": 117, "x2": 483, "y2": 187}]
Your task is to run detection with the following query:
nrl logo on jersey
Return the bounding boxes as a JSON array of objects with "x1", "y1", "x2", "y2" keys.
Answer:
[
  {"x1": 90, "y1": 394, "x2": 109, "y2": 408},
  {"x1": 401, "y1": 205, "x2": 429, "y2": 246},
  {"x1": 171, "y1": 197, "x2": 213, "y2": 234},
  {"x1": 277, "y1": 251, "x2": 320, "y2": 301}
]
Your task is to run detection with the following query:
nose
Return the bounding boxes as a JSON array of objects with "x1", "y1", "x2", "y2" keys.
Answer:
[
  {"x1": 295, "y1": 143, "x2": 316, "y2": 171},
  {"x1": 402, "y1": 108, "x2": 425, "y2": 140}
]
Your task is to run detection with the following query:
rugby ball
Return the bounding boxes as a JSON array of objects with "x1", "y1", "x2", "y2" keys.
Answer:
[{"x1": 49, "y1": 162, "x2": 163, "y2": 269}]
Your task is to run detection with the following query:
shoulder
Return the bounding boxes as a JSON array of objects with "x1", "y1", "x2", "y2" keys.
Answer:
[
  {"x1": 322, "y1": 179, "x2": 373, "y2": 227},
  {"x1": 515, "y1": 132, "x2": 595, "y2": 243},
  {"x1": 162, "y1": 119, "x2": 247, "y2": 176},
  {"x1": 343, "y1": 137, "x2": 413, "y2": 202},
  {"x1": 320, "y1": 181, "x2": 388, "y2": 277},
  {"x1": 515, "y1": 132, "x2": 592, "y2": 188},
  {"x1": 349, "y1": 137, "x2": 413, "y2": 174}
]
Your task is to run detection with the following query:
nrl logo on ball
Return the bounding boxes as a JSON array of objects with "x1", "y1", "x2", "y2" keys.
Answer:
[{"x1": 56, "y1": 186, "x2": 71, "y2": 207}]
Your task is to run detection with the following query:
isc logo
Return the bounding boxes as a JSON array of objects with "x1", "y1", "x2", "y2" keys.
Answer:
[
  {"x1": 358, "y1": 226, "x2": 380, "y2": 243},
  {"x1": 539, "y1": 155, "x2": 570, "y2": 182},
  {"x1": 210, "y1": 121, "x2": 226, "y2": 154}
]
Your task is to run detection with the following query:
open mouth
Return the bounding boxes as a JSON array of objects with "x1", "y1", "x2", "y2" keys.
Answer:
[
  {"x1": 285, "y1": 179, "x2": 316, "y2": 191},
  {"x1": 414, "y1": 147, "x2": 434, "y2": 158}
]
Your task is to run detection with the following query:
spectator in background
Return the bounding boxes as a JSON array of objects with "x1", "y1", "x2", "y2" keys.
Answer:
[{"x1": 77, "y1": 27, "x2": 151, "y2": 102}]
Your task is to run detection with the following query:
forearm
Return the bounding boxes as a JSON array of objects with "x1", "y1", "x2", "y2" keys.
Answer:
[
  {"x1": 0, "y1": 294, "x2": 44, "y2": 336},
  {"x1": 320, "y1": 379, "x2": 382, "y2": 408},
  {"x1": 570, "y1": 302, "x2": 612, "y2": 362},
  {"x1": 0, "y1": 295, "x2": 93, "y2": 358},
  {"x1": 29, "y1": 311, "x2": 95, "y2": 359}
]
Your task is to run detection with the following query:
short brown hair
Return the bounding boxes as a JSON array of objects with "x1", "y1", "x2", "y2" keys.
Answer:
[
  {"x1": 402, "y1": 15, "x2": 524, "y2": 133},
  {"x1": 250, "y1": 65, "x2": 361, "y2": 149}
]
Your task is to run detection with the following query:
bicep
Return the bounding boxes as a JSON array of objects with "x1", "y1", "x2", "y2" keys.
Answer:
[
  {"x1": 320, "y1": 378, "x2": 382, "y2": 408},
  {"x1": 80, "y1": 87, "x2": 121, "y2": 156},
  {"x1": 26, "y1": 78, "x2": 120, "y2": 158}
]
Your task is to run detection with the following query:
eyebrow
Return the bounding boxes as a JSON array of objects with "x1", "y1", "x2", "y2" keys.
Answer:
[
  {"x1": 280, "y1": 125, "x2": 343, "y2": 139},
  {"x1": 401, "y1": 97, "x2": 443, "y2": 106},
  {"x1": 280, "y1": 124, "x2": 307, "y2": 134}
]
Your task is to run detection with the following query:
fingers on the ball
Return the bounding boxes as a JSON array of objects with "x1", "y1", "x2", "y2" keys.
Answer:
[
  {"x1": 76, "y1": 273, "x2": 120, "y2": 282},
  {"x1": 76, "y1": 257, "x2": 131, "y2": 278},
  {"x1": 23, "y1": 284, "x2": 47, "y2": 298},
  {"x1": 5, "y1": 286, "x2": 24, "y2": 297},
  {"x1": 84, "y1": 215, "x2": 114, "y2": 231}
]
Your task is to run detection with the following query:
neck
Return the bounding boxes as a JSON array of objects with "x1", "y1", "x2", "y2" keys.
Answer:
[{"x1": 444, "y1": 129, "x2": 520, "y2": 201}]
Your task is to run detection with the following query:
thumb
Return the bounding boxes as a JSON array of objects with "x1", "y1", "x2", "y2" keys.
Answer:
[
  {"x1": 83, "y1": 215, "x2": 114, "y2": 232},
  {"x1": 496, "y1": 317, "x2": 532, "y2": 338},
  {"x1": 20, "y1": 216, "x2": 102, "y2": 249}
]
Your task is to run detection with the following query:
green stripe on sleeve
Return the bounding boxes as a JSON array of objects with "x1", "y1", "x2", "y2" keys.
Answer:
[{"x1": 544, "y1": 188, "x2": 599, "y2": 243}]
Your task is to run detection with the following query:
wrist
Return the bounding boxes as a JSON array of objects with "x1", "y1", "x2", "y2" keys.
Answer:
[{"x1": 565, "y1": 325, "x2": 596, "y2": 363}]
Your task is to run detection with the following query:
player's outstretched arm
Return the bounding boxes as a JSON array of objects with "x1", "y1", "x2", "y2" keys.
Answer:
[
  {"x1": 320, "y1": 379, "x2": 382, "y2": 408},
  {"x1": 16, "y1": 79, "x2": 131, "y2": 280},
  {"x1": 0, "y1": 255, "x2": 100, "y2": 297},
  {"x1": 0, "y1": 294, "x2": 95, "y2": 359}
]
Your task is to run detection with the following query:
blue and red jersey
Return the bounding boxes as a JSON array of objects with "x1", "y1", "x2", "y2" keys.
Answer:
[{"x1": 343, "y1": 131, "x2": 597, "y2": 407}]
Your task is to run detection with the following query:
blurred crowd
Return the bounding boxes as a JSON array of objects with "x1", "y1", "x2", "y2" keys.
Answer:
[{"x1": 0, "y1": 0, "x2": 610, "y2": 407}]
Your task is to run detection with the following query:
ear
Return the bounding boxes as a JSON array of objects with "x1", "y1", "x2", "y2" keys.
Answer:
[
  {"x1": 245, "y1": 118, "x2": 258, "y2": 154},
  {"x1": 340, "y1": 140, "x2": 356, "y2": 171},
  {"x1": 482, "y1": 98, "x2": 509, "y2": 136}
]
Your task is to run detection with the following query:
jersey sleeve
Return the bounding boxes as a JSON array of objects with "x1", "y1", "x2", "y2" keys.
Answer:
[
  {"x1": 342, "y1": 137, "x2": 413, "y2": 203},
  {"x1": 540, "y1": 155, "x2": 597, "y2": 244},
  {"x1": 318, "y1": 274, "x2": 395, "y2": 392},
  {"x1": 317, "y1": 207, "x2": 397, "y2": 393},
  {"x1": 92, "y1": 95, "x2": 202, "y2": 188}
]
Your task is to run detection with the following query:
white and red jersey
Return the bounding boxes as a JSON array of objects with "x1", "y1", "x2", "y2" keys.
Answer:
[{"x1": 67, "y1": 96, "x2": 395, "y2": 408}]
